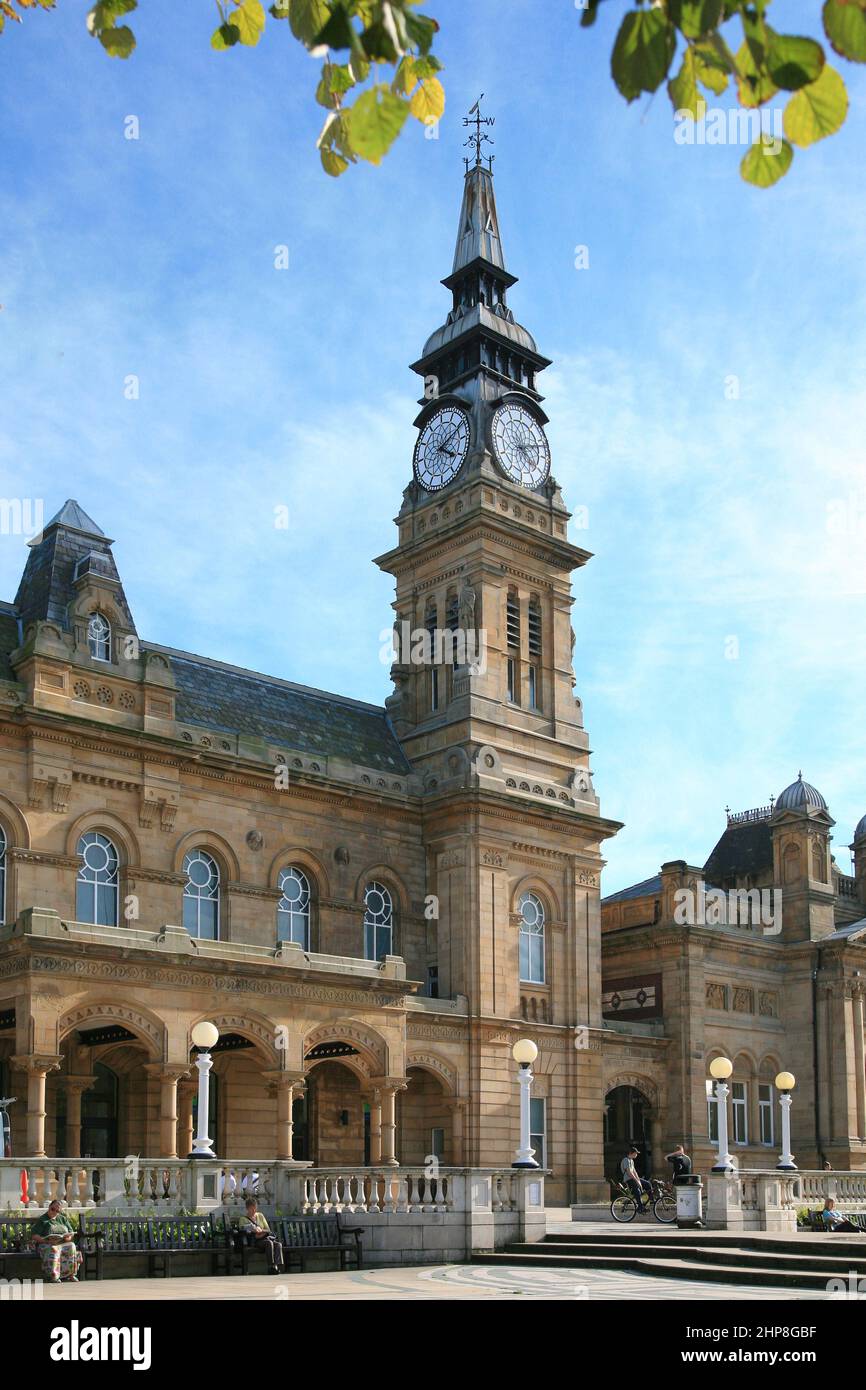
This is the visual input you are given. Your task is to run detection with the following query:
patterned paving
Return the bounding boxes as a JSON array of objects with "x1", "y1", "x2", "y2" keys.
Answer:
[{"x1": 31, "y1": 1262, "x2": 828, "y2": 1301}]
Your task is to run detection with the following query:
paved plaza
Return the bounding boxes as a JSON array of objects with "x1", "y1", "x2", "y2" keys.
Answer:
[{"x1": 25, "y1": 1261, "x2": 829, "y2": 1301}]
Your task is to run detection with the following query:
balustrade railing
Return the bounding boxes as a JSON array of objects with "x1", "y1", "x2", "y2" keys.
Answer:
[{"x1": 0, "y1": 1159, "x2": 531, "y2": 1221}]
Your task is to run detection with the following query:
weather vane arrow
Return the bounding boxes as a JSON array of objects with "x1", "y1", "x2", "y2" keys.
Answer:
[{"x1": 463, "y1": 94, "x2": 495, "y2": 171}]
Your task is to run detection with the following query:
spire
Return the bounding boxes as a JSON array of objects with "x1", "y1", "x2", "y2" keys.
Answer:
[
  {"x1": 410, "y1": 112, "x2": 551, "y2": 405},
  {"x1": 454, "y1": 96, "x2": 503, "y2": 272},
  {"x1": 13, "y1": 498, "x2": 136, "y2": 635},
  {"x1": 452, "y1": 162, "x2": 505, "y2": 275},
  {"x1": 43, "y1": 499, "x2": 106, "y2": 540}
]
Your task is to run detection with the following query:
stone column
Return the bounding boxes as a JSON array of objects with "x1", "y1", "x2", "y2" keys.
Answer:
[
  {"x1": 368, "y1": 1088, "x2": 382, "y2": 1165},
  {"x1": 11, "y1": 1055, "x2": 62, "y2": 1159},
  {"x1": 144, "y1": 1064, "x2": 190, "y2": 1159},
  {"x1": 446, "y1": 1097, "x2": 466, "y2": 1165},
  {"x1": 648, "y1": 1115, "x2": 663, "y2": 1178},
  {"x1": 372, "y1": 1077, "x2": 407, "y2": 1167},
  {"x1": 177, "y1": 1080, "x2": 196, "y2": 1159},
  {"x1": 854, "y1": 987, "x2": 866, "y2": 1142},
  {"x1": 264, "y1": 1072, "x2": 305, "y2": 1160},
  {"x1": 62, "y1": 1076, "x2": 96, "y2": 1157}
]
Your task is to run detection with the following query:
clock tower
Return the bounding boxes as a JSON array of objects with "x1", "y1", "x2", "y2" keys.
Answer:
[{"x1": 376, "y1": 109, "x2": 600, "y2": 814}]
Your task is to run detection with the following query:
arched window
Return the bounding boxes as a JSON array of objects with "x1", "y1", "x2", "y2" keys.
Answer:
[
  {"x1": 277, "y1": 866, "x2": 311, "y2": 949},
  {"x1": 76, "y1": 832, "x2": 119, "y2": 927},
  {"x1": 0, "y1": 823, "x2": 6, "y2": 925},
  {"x1": 87, "y1": 612, "x2": 111, "y2": 662},
  {"x1": 518, "y1": 891, "x2": 545, "y2": 983},
  {"x1": 364, "y1": 881, "x2": 393, "y2": 960},
  {"x1": 183, "y1": 850, "x2": 220, "y2": 940}
]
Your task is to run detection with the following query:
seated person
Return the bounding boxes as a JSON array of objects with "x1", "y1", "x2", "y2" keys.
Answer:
[
  {"x1": 621, "y1": 1147, "x2": 653, "y2": 1209},
  {"x1": 821, "y1": 1198, "x2": 858, "y2": 1232},
  {"x1": 31, "y1": 1200, "x2": 83, "y2": 1283},
  {"x1": 236, "y1": 1198, "x2": 284, "y2": 1273}
]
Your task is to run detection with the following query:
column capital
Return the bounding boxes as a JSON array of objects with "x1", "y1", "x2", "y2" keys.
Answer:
[
  {"x1": 369, "y1": 1075, "x2": 409, "y2": 1093},
  {"x1": 62, "y1": 1074, "x2": 97, "y2": 1096},
  {"x1": 262, "y1": 1070, "x2": 306, "y2": 1089},
  {"x1": 10, "y1": 1054, "x2": 62, "y2": 1076},
  {"x1": 143, "y1": 1063, "x2": 190, "y2": 1082}
]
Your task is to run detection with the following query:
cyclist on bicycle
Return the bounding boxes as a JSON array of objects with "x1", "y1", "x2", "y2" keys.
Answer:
[{"x1": 620, "y1": 1147, "x2": 652, "y2": 1211}]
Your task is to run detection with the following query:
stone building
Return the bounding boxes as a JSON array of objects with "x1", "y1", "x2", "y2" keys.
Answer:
[
  {"x1": 4, "y1": 146, "x2": 862, "y2": 1208},
  {"x1": 601, "y1": 777, "x2": 866, "y2": 1179},
  {"x1": 0, "y1": 150, "x2": 646, "y2": 1206}
]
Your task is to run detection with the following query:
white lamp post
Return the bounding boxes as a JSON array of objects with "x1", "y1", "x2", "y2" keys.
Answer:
[
  {"x1": 709, "y1": 1056, "x2": 735, "y2": 1173},
  {"x1": 512, "y1": 1039, "x2": 539, "y2": 1169},
  {"x1": 774, "y1": 1071, "x2": 797, "y2": 1171},
  {"x1": 190, "y1": 1021, "x2": 219, "y2": 1158}
]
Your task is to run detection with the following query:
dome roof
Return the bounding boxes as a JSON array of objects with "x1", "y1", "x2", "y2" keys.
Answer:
[
  {"x1": 775, "y1": 772, "x2": 827, "y2": 814},
  {"x1": 854, "y1": 813, "x2": 866, "y2": 842}
]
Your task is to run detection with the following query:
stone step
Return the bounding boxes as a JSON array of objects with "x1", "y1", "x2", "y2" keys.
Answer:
[
  {"x1": 503, "y1": 1240, "x2": 866, "y2": 1275},
  {"x1": 546, "y1": 1230, "x2": 866, "y2": 1258},
  {"x1": 472, "y1": 1250, "x2": 847, "y2": 1291}
]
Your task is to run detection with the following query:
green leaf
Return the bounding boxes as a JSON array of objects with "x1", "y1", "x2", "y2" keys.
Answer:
[
  {"x1": 345, "y1": 84, "x2": 409, "y2": 164},
  {"x1": 668, "y1": 48, "x2": 703, "y2": 116},
  {"x1": 98, "y1": 23, "x2": 134, "y2": 56},
  {"x1": 211, "y1": 22, "x2": 241, "y2": 49},
  {"x1": 693, "y1": 42, "x2": 729, "y2": 94},
  {"x1": 393, "y1": 55, "x2": 417, "y2": 94},
  {"x1": 404, "y1": 10, "x2": 437, "y2": 55},
  {"x1": 823, "y1": 0, "x2": 866, "y2": 64},
  {"x1": 580, "y1": 0, "x2": 603, "y2": 30},
  {"x1": 668, "y1": 0, "x2": 722, "y2": 41},
  {"x1": 314, "y1": 2, "x2": 355, "y2": 50},
  {"x1": 740, "y1": 135, "x2": 793, "y2": 187},
  {"x1": 232, "y1": 0, "x2": 266, "y2": 45},
  {"x1": 783, "y1": 63, "x2": 848, "y2": 146},
  {"x1": 360, "y1": 19, "x2": 398, "y2": 61},
  {"x1": 766, "y1": 32, "x2": 824, "y2": 90},
  {"x1": 270, "y1": 2, "x2": 291, "y2": 17},
  {"x1": 611, "y1": 10, "x2": 676, "y2": 102},
  {"x1": 288, "y1": 0, "x2": 331, "y2": 45},
  {"x1": 320, "y1": 147, "x2": 350, "y2": 176},
  {"x1": 409, "y1": 74, "x2": 445, "y2": 122},
  {"x1": 734, "y1": 39, "x2": 778, "y2": 107}
]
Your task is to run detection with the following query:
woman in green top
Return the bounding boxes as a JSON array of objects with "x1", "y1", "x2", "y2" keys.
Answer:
[{"x1": 31, "y1": 1200, "x2": 82, "y2": 1283}]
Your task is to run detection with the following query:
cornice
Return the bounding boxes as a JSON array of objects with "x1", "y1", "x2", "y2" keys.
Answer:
[{"x1": 0, "y1": 949, "x2": 411, "y2": 1007}]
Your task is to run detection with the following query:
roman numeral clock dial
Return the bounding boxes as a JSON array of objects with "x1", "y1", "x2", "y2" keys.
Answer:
[
  {"x1": 413, "y1": 405, "x2": 471, "y2": 492},
  {"x1": 491, "y1": 402, "x2": 551, "y2": 489}
]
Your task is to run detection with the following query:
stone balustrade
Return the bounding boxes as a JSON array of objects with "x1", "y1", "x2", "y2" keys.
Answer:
[
  {"x1": 0, "y1": 1160, "x2": 546, "y2": 1265},
  {"x1": 706, "y1": 1169, "x2": 866, "y2": 1232}
]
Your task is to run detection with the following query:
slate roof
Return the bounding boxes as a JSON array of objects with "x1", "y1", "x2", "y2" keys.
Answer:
[
  {"x1": 150, "y1": 644, "x2": 411, "y2": 775},
  {"x1": 0, "y1": 603, "x2": 20, "y2": 682},
  {"x1": 703, "y1": 818, "x2": 774, "y2": 883},
  {"x1": 820, "y1": 919, "x2": 866, "y2": 944},
  {"x1": 603, "y1": 874, "x2": 662, "y2": 905},
  {"x1": 13, "y1": 499, "x2": 136, "y2": 635}
]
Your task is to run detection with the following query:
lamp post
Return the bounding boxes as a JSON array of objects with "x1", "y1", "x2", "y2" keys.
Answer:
[
  {"x1": 189, "y1": 1021, "x2": 219, "y2": 1159},
  {"x1": 774, "y1": 1071, "x2": 797, "y2": 1171},
  {"x1": 512, "y1": 1039, "x2": 539, "y2": 1169},
  {"x1": 709, "y1": 1056, "x2": 735, "y2": 1173}
]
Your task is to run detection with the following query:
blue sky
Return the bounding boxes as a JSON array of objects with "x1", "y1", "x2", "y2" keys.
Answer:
[{"x1": 1, "y1": 0, "x2": 864, "y2": 891}]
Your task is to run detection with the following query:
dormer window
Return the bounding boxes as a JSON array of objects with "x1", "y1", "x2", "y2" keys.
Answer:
[{"x1": 88, "y1": 612, "x2": 111, "y2": 662}]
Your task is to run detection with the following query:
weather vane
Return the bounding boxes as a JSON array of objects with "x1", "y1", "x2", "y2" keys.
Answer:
[{"x1": 463, "y1": 94, "x2": 495, "y2": 171}]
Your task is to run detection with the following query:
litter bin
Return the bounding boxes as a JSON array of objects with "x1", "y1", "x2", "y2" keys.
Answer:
[{"x1": 675, "y1": 1173, "x2": 703, "y2": 1228}]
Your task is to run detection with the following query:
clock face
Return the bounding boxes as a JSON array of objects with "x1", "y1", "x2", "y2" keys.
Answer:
[
  {"x1": 413, "y1": 405, "x2": 471, "y2": 492},
  {"x1": 491, "y1": 402, "x2": 551, "y2": 488}
]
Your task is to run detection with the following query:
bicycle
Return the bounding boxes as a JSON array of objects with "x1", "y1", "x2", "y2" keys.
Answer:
[{"x1": 609, "y1": 1177, "x2": 677, "y2": 1224}]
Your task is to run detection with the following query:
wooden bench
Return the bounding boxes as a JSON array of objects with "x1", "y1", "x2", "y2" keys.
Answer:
[
  {"x1": 806, "y1": 1208, "x2": 866, "y2": 1233},
  {"x1": 0, "y1": 1215, "x2": 87, "y2": 1279},
  {"x1": 78, "y1": 1213, "x2": 231, "y2": 1279},
  {"x1": 275, "y1": 1214, "x2": 363, "y2": 1272}
]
